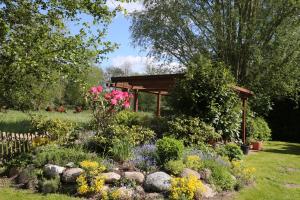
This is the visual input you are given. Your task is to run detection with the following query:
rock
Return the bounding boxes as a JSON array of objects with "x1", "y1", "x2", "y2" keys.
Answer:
[
  {"x1": 115, "y1": 187, "x2": 134, "y2": 200},
  {"x1": 145, "y1": 192, "x2": 165, "y2": 200},
  {"x1": 144, "y1": 172, "x2": 171, "y2": 192},
  {"x1": 62, "y1": 168, "x2": 83, "y2": 183},
  {"x1": 180, "y1": 168, "x2": 201, "y2": 179},
  {"x1": 134, "y1": 186, "x2": 145, "y2": 199},
  {"x1": 65, "y1": 162, "x2": 75, "y2": 168},
  {"x1": 44, "y1": 164, "x2": 66, "y2": 178},
  {"x1": 202, "y1": 184, "x2": 216, "y2": 198},
  {"x1": 200, "y1": 168, "x2": 212, "y2": 181},
  {"x1": 124, "y1": 171, "x2": 145, "y2": 184},
  {"x1": 8, "y1": 167, "x2": 21, "y2": 178},
  {"x1": 101, "y1": 172, "x2": 121, "y2": 183}
]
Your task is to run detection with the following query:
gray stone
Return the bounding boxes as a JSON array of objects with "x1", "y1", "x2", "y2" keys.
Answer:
[
  {"x1": 144, "y1": 171, "x2": 171, "y2": 192},
  {"x1": 62, "y1": 168, "x2": 83, "y2": 183},
  {"x1": 200, "y1": 168, "x2": 212, "y2": 181},
  {"x1": 101, "y1": 172, "x2": 121, "y2": 183},
  {"x1": 115, "y1": 187, "x2": 134, "y2": 200},
  {"x1": 44, "y1": 164, "x2": 66, "y2": 178},
  {"x1": 145, "y1": 193, "x2": 165, "y2": 200},
  {"x1": 124, "y1": 171, "x2": 145, "y2": 184},
  {"x1": 202, "y1": 184, "x2": 216, "y2": 198},
  {"x1": 180, "y1": 168, "x2": 201, "y2": 179}
]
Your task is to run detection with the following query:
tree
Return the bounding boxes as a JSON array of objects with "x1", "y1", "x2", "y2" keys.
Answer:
[
  {"x1": 131, "y1": 0, "x2": 300, "y2": 114},
  {"x1": 0, "y1": 0, "x2": 131, "y2": 109}
]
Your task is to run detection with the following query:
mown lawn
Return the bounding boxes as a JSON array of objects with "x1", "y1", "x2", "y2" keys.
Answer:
[
  {"x1": 0, "y1": 187, "x2": 80, "y2": 200},
  {"x1": 234, "y1": 141, "x2": 300, "y2": 200},
  {"x1": 0, "y1": 110, "x2": 92, "y2": 133}
]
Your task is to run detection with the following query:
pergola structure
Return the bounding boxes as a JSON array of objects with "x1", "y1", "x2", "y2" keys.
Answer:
[{"x1": 109, "y1": 73, "x2": 253, "y2": 144}]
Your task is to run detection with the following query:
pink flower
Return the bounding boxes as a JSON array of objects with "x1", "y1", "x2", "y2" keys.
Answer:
[
  {"x1": 89, "y1": 86, "x2": 98, "y2": 94},
  {"x1": 104, "y1": 93, "x2": 111, "y2": 100},
  {"x1": 97, "y1": 85, "x2": 103, "y2": 93},
  {"x1": 123, "y1": 101, "x2": 130, "y2": 108},
  {"x1": 111, "y1": 99, "x2": 117, "y2": 105}
]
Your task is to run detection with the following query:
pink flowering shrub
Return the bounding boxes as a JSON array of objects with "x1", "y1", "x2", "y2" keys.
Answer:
[{"x1": 86, "y1": 85, "x2": 132, "y2": 134}]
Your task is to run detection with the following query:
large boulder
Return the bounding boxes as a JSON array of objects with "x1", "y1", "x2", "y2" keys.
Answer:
[
  {"x1": 62, "y1": 168, "x2": 84, "y2": 183},
  {"x1": 115, "y1": 187, "x2": 134, "y2": 200},
  {"x1": 202, "y1": 184, "x2": 216, "y2": 198},
  {"x1": 180, "y1": 168, "x2": 201, "y2": 179},
  {"x1": 101, "y1": 172, "x2": 121, "y2": 183},
  {"x1": 124, "y1": 171, "x2": 145, "y2": 184},
  {"x1": 44, "y1": 164, "x2": 66, "y2": 178},
  {"x1": 145, "y1": 193, "x2": 165, "y2": 200},
  {"x1": 144, "y1": 172, "x2": 171, "y2": 192}
]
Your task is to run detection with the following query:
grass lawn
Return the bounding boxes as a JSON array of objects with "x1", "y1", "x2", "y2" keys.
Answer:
[
  {"x1": 0, "y1": 110, "x2": 92, "y2": 133},
  {"x1": 234, "y1": 141, "x2": 300, "y2": 200},
  {"x1": 0, "y1": 187, "x2": 80, "y2": 200}
]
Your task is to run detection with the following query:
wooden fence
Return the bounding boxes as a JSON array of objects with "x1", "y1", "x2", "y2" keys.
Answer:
[{"x1": 0, "y1": 132, "x2": 48, "y2": 160}]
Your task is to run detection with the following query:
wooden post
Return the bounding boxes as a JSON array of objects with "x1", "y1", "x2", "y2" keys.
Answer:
[
  {"x1": 156, "y1": 92, "x2": 161, "y2": 117},
  {"x1": 133, "y1": 90, "x2": 138, "y2": 112},
  {"x1": 242, "y1": 97, "x2": 247, "y2": 145}
]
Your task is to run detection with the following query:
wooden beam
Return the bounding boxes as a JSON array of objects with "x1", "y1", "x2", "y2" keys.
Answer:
[
  {"x1": 133, "y1": 90, "x2": 138, "y2": 112},
  {"x1": 242, "y1": 97, "x2": 247, "y2": 144},
  {"x1": 156, "y1": 92, "x2": 161, "y2": 117}
]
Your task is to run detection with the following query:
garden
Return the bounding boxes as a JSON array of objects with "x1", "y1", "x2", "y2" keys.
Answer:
[{"x1": 0, "y1": 58, "x2": 275, "y2": 200}]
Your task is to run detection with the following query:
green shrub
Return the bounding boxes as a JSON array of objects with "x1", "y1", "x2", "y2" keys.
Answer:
[
  {"x1": 184, "y1": 155, "x2": 203, "y2": 171},
  {"x1": 217, "y1": 143, "x2": 243, "y2": 161},
  {"x1": 156, "y1": 137, "x2": 184, "y2": 164},
  {"x1": 204, "y1": 160, "x2": 236, "y2": 191},
  {"x1": 33, "y1": 144, "x2": 101, "y2": 167},
  {"x1": 5, "y1": 152, "x2": 32, "y2": 168},
  {"x1": 248, "y1": 117, "x2": 271, "y2": 141},
  {"x1": 167, "y1": 116, "x2": 221, "y2": 146},
  {"x1": 168, "y1": 55, "x2": 241, "y2": 141},
  {"x1": 113, "y1": 110, "x2": 145, "y2": 127},
  {"x1": 39, "y1": 176, "x2": 60, "y2": 194},
  {"x1": 164, "y1": 159, "x2": 185, "y2": 175},
  {"x1": 109, "y1": 137, "x2": 133, "y2": 162},
  {"x1": 143, "y1": 116, "x2": 169, "y2": 137},
  {"x1": 30, "y1": 114, "x2": 75, "y2": 143},
  {"x1": 108, "y1": 124, "x2": 155, "y2": 146}
]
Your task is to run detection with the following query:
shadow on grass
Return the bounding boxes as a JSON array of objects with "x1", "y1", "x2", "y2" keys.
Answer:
[
  {"x1": 263, "y1": 142, "x2": 300, "y2": 156},
  {"x1": 0, "y1": 120, "x2": 32, "y2": 133}
]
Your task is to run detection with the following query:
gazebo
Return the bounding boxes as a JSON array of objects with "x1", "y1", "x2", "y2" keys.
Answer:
[{"x1": 108, "y1": 73, "x2": 253, "y2": 144}]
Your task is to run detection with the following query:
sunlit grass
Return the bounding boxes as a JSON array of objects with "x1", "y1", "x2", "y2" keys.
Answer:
[{"x1": 234, "y1": 141, "x2": 300, "y2": 200}]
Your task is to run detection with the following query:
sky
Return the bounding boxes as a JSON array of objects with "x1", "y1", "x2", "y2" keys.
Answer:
[{"x1": 69, "y1": 1, "x2": 150, "y2": 73}]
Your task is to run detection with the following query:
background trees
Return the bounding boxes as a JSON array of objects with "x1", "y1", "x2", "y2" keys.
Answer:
[
  {"x1": 131, "y1": 0, "x2": 300, "y2": 115},
  {"x1": 0, "y1": 0, "x2": 125, "y2": 109}
]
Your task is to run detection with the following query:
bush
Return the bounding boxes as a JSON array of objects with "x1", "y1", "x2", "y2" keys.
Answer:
[
  {"x1": 231, "y1": 160, "x2": 256, "y2": 190},
  {"x1": 168, "y1": 55, "x2": 241, "y2": 141},
  {"x1": 167, "y1": 116, "x2": 221, "y2": 146},
  {"x1": 109, "y1": 137, "x2": 133, "y2": 162},
  {"x1": 248, "y1": 117, "x2": 271, "y2": 141},
  {"x1": 33, "y1": 144, "x2": 101, "y2": 167},
  {"x1": 39, "y1": 176, "x2": 60, "y2": 194},
  {"x1": 156, "y1": 137, "x2": 184, "y2": 164},
  {"x1": 5, "y1": 153, "x2": 32, "y2": 169},
  {"x1": 184, "y1": 155, "x2": 203, "y2": 171},
  {"x1": 164, "y1": 159, "x2": 185, "y2": 175},
  {"x1": 217, "y1": 143, "x2": 243, "y2": 161},
  {"x1": 204, "y1": 160, "x2": 236, "y2": 191},
  {"x1": 113, "y1": 110, "x2": 146, "y2": 127},
  {"x1": 30, "y1": 114, "x2": 75, "y2": 143}
]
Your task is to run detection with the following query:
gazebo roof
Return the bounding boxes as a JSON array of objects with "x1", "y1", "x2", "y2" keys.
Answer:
[{"x1": 109, "y1": 73, "x2": 253, "y2": 97}]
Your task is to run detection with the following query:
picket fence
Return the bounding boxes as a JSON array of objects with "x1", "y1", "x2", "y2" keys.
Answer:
[{"x1": 0, "y1": 132, "x2": 48, "y2": 160}]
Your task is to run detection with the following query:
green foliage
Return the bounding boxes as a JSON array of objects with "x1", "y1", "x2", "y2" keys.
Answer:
[
  {"x1": 167, "y1": 116, "x2": 221, "y2": 146},
  {"x1": 109, "y1": 138, "x2": 133, "y2": 162},
  {"x1": 164, "y1": 159, "x2": 185, "y2": 175},
  {"x1": 248, "y1": 117, "x2": 271, "y2": 141},
  {"x1": 204, "y1": 160, "x2": 236, "y2": 191},
  {"x1": 39, "y1": 176, "x2": 60, "y2": 194},
  {"x1": 169, "y1": 56, "x2": 241, "y2": 141},
  {"x1": 107, "y1": 124, "x2": 155, "y2": 146},
  {"x1": 184, "y1": 155, "x2": 202, "y2": 171},
  {"x1": 131, "y1": 0, "x2": 300, "y2": 115},
  {"x1": 33, "y1": 145, "x2": 100, "y2": 167},
  {"x1": 156, "y1": 137, "x2": 184, "y2": 164},
  {"x1": 5, "y1": 153, "x2": 32, "y2": 168},
  {"x1": 30, "y1": 114, "x2": 75, "y2": 143},
  {"x1": 112, "y1": 110, "x2": 145, "y2": 127},
  {"x1": 217, "y1": 143, "x2": 243, "y2": 161}
]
